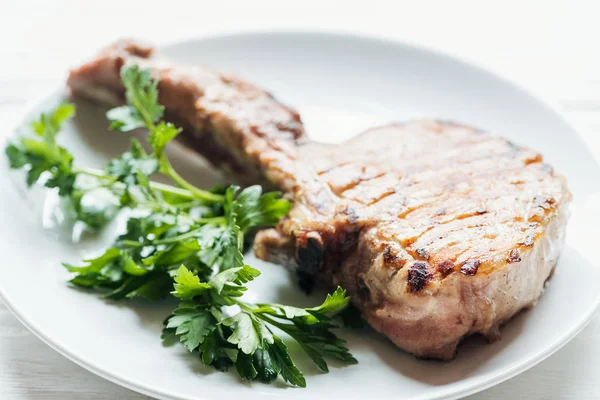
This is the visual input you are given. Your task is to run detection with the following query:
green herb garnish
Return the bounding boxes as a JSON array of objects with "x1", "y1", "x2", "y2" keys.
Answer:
[{"x1": 4, "y1": 65, "x2": 356, "y2": 387}]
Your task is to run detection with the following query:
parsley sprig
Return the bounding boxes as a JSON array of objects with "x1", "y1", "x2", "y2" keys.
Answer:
[{"x1": 4, "y1": 65, "x2": 357, "y2": 386}]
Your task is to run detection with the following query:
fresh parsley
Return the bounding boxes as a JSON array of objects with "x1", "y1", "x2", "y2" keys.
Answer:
[{"x1": 4, "y1": 65, "x2": 357, "y2": 387}]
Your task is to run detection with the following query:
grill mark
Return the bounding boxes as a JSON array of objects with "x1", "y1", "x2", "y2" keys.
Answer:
[
  {"x1": 406, "y1": 222, "x2": 491, "y2": 264},
  {"x1": 397, "y1": 201, "x2": 438, "y2": 219},
  {"x1": 414, "y1": 181, "x2": 550, "y2": 224},
  {"x1": 389, "y1": 167, "x2": 545, "y2": 224},
  {"x1": 392, "y1": 176, "x2": 552, "y2": 230},
  {"x1": 382, "y1": 246, "x2": 407, "y2": 270},
  {"x1": 376, "y1": 141, "x2": 537, "y2": 182},
  {"x1": 392, "y1": 154, "x2": 546, "y2": 197},
  {"x1": 332, "y1": 171, "x2": 386, "y2": 195},
  {"x1": 317, "y1": 129, "x2": 558, "y2": 287},
  {"x1": 405, "y1": 246, "x2": 432, "y2": 262},
  {"x1": 400, "y1": 225, "x2": 436, "y2": 248},
  {"x1": 304, "y1": 185, "x2": 338, "y2": 215},
  {"x1": 316, "y1": 160, "x2": 350, "y2": 176},
  {"x1": 364, "y1": 136, "x2": 507, "y2": 173},
  {"x1": 320, "y1": 159, "x2": 551, "y2": 251},
  {"x1": 354, "y1": 188, "x2": 397, "y2": 206},
  {"x1": 324, "y1": 139, "x2": 507, "y2": 184},
  {"x1": 442, "y1": 246, "x2": 471, "y2": 264},
  {"x1": 403, "y1": 167, "x2": 544, "y2": 202},
  {"x1": 440, "y1": 210, "x2": 487, "y2": 223},
  {"x1": 433, "y1": 210, "x2": 488, "y2": 226},
  {"x1": 410, "y1": 193, "x2": 535, "y2": 230},
  {"x1": 414, "y1": 217, "x2": 533, "y2": 261}
]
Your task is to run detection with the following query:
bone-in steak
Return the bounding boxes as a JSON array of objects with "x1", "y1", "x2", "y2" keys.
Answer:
[{"x1": 68, "y1": 40, "x2": 571, "y2": 359}]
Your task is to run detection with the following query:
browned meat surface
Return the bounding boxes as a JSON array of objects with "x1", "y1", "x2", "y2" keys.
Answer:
[{"x1": 68, "y1": 40, "x2": 571, "y2": 360}]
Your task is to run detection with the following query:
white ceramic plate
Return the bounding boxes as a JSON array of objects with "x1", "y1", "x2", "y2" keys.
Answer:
[{"x1": 1, "y1": 32, "x2": 600, "y2": 400}]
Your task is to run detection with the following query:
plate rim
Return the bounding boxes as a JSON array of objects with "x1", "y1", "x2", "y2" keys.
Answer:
[{"x1": 1, "y1": 29, "x2": 600, "y2": 400}]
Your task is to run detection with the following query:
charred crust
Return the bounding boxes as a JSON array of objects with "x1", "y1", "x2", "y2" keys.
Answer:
[
  {"x1": 507, "y1": 249, "x2": 522, "y2": 263},
  {"x1": 437, "y1": 259, "x2": 455, "y2": 275},
  {"x1": 408, "y1": 262, "x2": 432, "y2": 292},
  {"x1": 383, "y1": 246, "x2": 407, "y2": 269},
  {"x1": 460, "y1": 260, "x2": 480, "y2": 276},
  {"x1": 383, "y1": 246, "x2": 393, "y2": 262},
  {"x1": 295, "y1": 232, "x2": 324, "y2": 293},
  {"x1": 296, "y1": 271, "x2": 316, "y2": 294},
  {"x1": 357, "y1": 275, "x2": 371, "y2": 302}
]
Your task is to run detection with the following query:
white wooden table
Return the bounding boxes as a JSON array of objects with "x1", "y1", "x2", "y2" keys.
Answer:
[{"x1": 2, "y1": 1, "x2": 600, "y2": 398}]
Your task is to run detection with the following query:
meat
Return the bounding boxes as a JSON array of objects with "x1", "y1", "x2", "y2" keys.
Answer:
[{"x1": 68, "y1": 40, "x2": 571, "y2": 360}]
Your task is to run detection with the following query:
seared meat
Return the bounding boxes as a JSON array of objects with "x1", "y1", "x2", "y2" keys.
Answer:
[
  {"x1": 68, "y1": 40, "x2": 571, "y2": 360},
  {"x1": 67, "y1": 40, "x2": 302, "y2": 187}
]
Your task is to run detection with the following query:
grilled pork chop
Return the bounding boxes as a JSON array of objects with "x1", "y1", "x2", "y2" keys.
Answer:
[{"x1": 68, "y1": 40, "x2": 571, "y2": 359}]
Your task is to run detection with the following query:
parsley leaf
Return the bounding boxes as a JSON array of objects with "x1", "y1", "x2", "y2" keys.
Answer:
[
  {"x1": 172, "y1": 265, "x2": 212, "y2": 300},
  {"x1": 163, "y1": 304, "x2": 217, "y2": 351},
  {"x1": 309, "y1": 287, "x2": 350, "y2": 314},
  {"x1": 5, "y1": 103, "x2": 76, "y2": 195},
  {"x1": 149, "y1": 121, "x2": 182, "y2": 159},
  {"x1": 268, "y1": 336, "x2": 306, "y2": 387},
  {"x1": 222, "y1": 312, "x2": 274, "y2": 354},
  {"x1": 235, "y1": 185, "x2": 291, "y2": 232},
  {"x1": 107, "y1": 65, "x2": 163, "y2": 131},
  {"x1": 106, "y1": 138, "x2": 158, "y2": 187},
  {"x1": 6, "y1": 65, "x2": 357, "y2": 388},
  {"x1": 107, "y1": 65, "x2": 221, "y2": 204}
]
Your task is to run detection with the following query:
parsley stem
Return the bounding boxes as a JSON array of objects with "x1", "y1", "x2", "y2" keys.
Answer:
[
  {"x1": 234, "y1": 302, "x2": 290, "y2": 332},
  {"x1": 153, "y1": 219, "x2": 226, "y2": 244},
  {"x1": 197, "y1": 216, "x2": 227, "y2": 225},
  {"x1": 74, "y1": 167, "x2": 198, "y2": 200},
  {"x1": 73, "y1": 167, "x2": 116, "y2": 182},
  {"x1": 119, "y1": 239, "x2": 144, "y2": 248},
  {"x1": 159, "y1": 157, "x2": 224, "y2": 204},
  {"x1": 248, "y1": 308, "x2": 302, "y2": 341}
]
